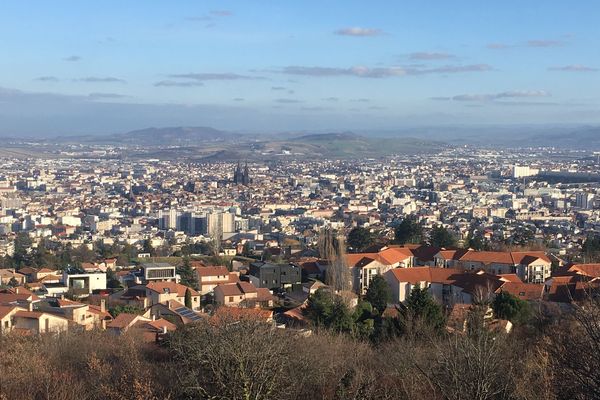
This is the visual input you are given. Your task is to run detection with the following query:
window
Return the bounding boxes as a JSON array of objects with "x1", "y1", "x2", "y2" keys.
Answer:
[{"x1": 229, "y1": 296, "x2": 233, "y2": 302}]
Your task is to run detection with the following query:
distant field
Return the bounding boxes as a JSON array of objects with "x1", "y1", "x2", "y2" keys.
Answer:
[{"x1": 0, "y1": 147, "x2": 53, "y2": 158}]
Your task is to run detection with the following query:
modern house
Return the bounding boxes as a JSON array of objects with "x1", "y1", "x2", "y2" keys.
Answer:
[
  {"x1": 248, "y1": 262, "x2": 301, "y2": 290},
  {"x1": 62, "y1": 269, "x2": 107, "y2": 299}
]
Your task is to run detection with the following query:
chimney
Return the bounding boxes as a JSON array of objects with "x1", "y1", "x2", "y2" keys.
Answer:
[
  {"x1": 28, "y1": 301, "x2": 33, "y2": 312},
  {"x1": 100, "y1": 298, "x2": 106, "y2": 313},
  {"x1": 162, "y1": 325, "x2": 167, "y2": 334},
  {"x1": 152, "y1": 314, "x2": 156, "y2": 321}
]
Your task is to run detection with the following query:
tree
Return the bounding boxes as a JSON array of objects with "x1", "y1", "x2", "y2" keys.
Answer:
[
  {"x1": 318, "y1": 227, "x2": 350, "y2": 292},
  {"x1": 430, "y1": 225, "x2": 457, "y2": 248},
  {"x1": 365, "y1": 275, "x2": 391, "y2": 314},
  {"x1": 109, "y1": 305, "x2": 143, "y2": 318},
  {"x1": 184, "y1": 288, "x2": 193, "y2": 309},
  {"x1": 13, "y1": 232, "x2": 32, "y2": 267},
  {"x1": 328, "y1": 300, "x2": 355, "y2": 334},
  {"x1": 347, "y1": 227, "x2": 373, "y2": 252},
  {"x1": 304, "y1": 288, "x2": 355, "y2": 334},
  {"x1": 466, "y1": 232, "x2": 489, "y2": 251},
  {"x1": 106, "y1": 268, "x2": 122, "y2": 289},
  {"x1": 492, "y1": 292, "x2": 530, "y2": 324},
  {"x1": 142, "y1": 239, "x2": 154, "y2": 255},
  {"x1": 421, "y1": 310, "x2": 515, "y2": 400},
  {"x1": 168, "y1": 317, "x2": 291, "y2": 400},
  {"x1": 394, "y1": 217, "x2": 422, "y2": 245},
  {"x1": 405, "y1": 286, "x2": 445, "y2": 332},
  {"x1": 582, "y1": 234, "x2": 600, "y2": 262},
  {"x1": 177, "y1": 258, "x2": 199, "y2": 290},
  {"x1": 507, "y1": 226, "x2": 535, "y2": 248},
  {"x1": 304, "y1": 288, "x2": 335, "y2": 327}
]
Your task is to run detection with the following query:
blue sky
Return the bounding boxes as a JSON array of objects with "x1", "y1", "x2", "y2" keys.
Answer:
[{"x1": 1, "y1": 1, "x2": 599, "y2": 135}]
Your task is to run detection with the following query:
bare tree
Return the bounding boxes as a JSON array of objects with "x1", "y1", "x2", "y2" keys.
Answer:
[
  {"x1": 168, "y1": 316, "x2": 291, "y2": 400},
  {"x1": 416, "y1": 310, "x2": 515, "y2": 400},
  {"x1": 550, "y1": 290, "x2": 600, "y2": 399},
  {"x1": 318, "y1": 227, "x2": 351, "y2": 293}
]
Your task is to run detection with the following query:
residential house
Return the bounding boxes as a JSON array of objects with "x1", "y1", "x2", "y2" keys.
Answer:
[
  {"x1": 347, "y1": 247, "x2": 414, "y2": 295},
  {"x1": 140, "y1": 262, "x2": 178, "y2": 283},
  {"x1": 37, "y1": 298, "x2": 112, "y2": 330},
  {"x1": 0, "y1": 305, "x2": 25, "y2": 333},
  {"x1": 0, "y1": 269, "x2": 26, "y2": 286},
  {"x1": 107, "y1": 312, "x2": 176, "y2": 342},
  {"x1": 62, "y1": 269, "x2": 107, "y2": 299},
  {"x1": 384, "y1": 267, "x2": 462, "y2": 304},
  {"x1": 149, "y1": 300, "x2": 205, "y2": 325},
  {"x1": 195, "y1": 265, "x2": 238, "y2": 296},
  {"x1": 12, "y1": 307, "x2": 69, "y2": 334},
  {"x1": 213, "y1": 281, "x2": 274, "y2": 308},
  {"x1": 248, "y1": 262, "x2": 301, "y2": 290},
  {"x1": 433, "y1": 250, "x2": 552, "y2": 283},
  {"x1": 145, "y1": 281, "x2": 201, "y2": 310}
]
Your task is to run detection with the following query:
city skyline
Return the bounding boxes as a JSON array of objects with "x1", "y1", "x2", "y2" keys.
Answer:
[{"x1": 1, "y1": 1, "x2": 599, "y2": 135}]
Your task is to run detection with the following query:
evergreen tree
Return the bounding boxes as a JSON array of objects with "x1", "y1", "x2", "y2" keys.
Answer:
[
  {"x1": 394, "y1": 217, "x2": 422, "y2": 245},
  {"x1": 142, "y1": 239, "x2": 154, "y2": 255},
  {"x1": 184, "y1": 288, "x2": 193, "y2": 309},
  {"x1": 405, "y1": 286, "x2": 445, "y2": 331},
  {"x1": 304, "y1": 288, "x2": 335, "y2": 327},
  {"x1": 430, "y1": 225, "x2": 457, "y2": 248},
  {"x1": 347, "y1": 227, "x2": 374, "y2": 252},
  {"x1": 177, "y1": 258, "x2": 199, "y2": 290},
  {"x1": 106, "y1": 268, "x2": 122, "y2": 289},
  {"x1": 493, "y1": 292, "x2": 531, "y2": 324},
  {"x1": 13, "y1": 232, "x2": 32, "y2": 268},
  {"x1": 365, "y1": 275, "x2": 391, "y2": 314}
]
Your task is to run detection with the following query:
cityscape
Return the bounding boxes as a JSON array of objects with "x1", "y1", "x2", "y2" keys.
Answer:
[{"x1": 2, "y1": 1, "x2": 600, "y2": 400}]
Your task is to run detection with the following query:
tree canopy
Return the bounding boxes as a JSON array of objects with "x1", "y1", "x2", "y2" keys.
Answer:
[
  {"x1": 347, "y1": 227, "x2": 374, "y2": 252},
  {"x1": 492, "y1": 292, "x2": 531, "y2": 324},
  {"x1": 430, "y1": 225, "x2": 457, "y2": 248},
  {"x1": 365, "y1": 275, "x2": 391, "y2": 314},
  {"x1": 394, "y1": 217, "x2": 423, "y2": 245},
  {"x1": 405, "y1": 286, "x2": 445, "y2": 331}
]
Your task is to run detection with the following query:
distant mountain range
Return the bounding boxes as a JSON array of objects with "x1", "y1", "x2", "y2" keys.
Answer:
[
  {"x1": 108, "y1": 126, "x2": 238, "y2": 145},
  {"x1": 3, "y1": 124, "x2": 600, "y2": 161}
]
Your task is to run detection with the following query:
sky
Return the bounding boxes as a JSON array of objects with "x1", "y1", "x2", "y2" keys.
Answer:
[{"x1": 1, "y1": 1, "x2": 599, "y2": 136}]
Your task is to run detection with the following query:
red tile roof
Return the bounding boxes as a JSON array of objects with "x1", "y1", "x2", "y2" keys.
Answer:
[
  {"x1": 346, "y1": 247, "x2": 413, "y2": 268},
  {"x1": 195, "y1": 266, "x2": 230, "y2": 277},
  {"x1": 145, "y1": 282, "x2": 199, "y2": 297},
  {"x1": 387, "y1": 267, "x2": 463, "y2": 285},
  {"x1": 497, "y1": 282, "x2": 544, "y2": 301},
  {"x1": 568, "y1": 264, "x2": 600, "y2": 278}
]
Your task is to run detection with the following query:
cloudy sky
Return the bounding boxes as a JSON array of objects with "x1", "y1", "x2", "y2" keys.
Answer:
[{"x1": 1, "y1": 1, "x2": 599, "y2": 136}]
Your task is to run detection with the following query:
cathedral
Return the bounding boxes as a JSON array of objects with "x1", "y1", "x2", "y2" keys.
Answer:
[{"x1": 233, "y1": 162, "x2": 251, "y2": 185}]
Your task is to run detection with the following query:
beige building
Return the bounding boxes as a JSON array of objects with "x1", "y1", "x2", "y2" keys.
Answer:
[
  {"x1": 145, "y1": 282, "x2": 201, "y2": 310},
  {"x1": 12, "y1": 309, "x2": 69, "y2": 334},
  {"x1": 213, "y1": 281, "x2": 273, "y2": 308},
  {"x1": 346, "y1": 247, "x2": 414, "y2": 295},
  {"x1": 434, "y1": 250, "x2": 552, "y2": 283},
  {"x1": 0, "y1": 269, "x2": 26, "y2": 286},
  {"x1": 195, "y1": 265, "x2": 239, "y2": 295}
]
